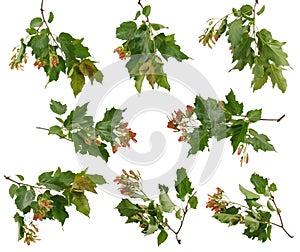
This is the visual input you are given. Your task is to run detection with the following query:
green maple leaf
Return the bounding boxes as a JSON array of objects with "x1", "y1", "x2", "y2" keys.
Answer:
[
  {"x1": 224, "y1": 89, "x2": 244, "y2": 116},
  {"x1": 250, "y1": 173, "x2": 269, "y2": 195},
  {"x1": 29, "y1": 33, "x2": 49, "y2": 58},
  {"x1": 158, "y1": 185, "x2": 175, "y2": 213},
  {"x1": 50, "y1": 195, "x2": 69, "y2": 225},
  {"x1": 72, "y1": 173, "x2": 97, "y2": 193},
  {"x1": 116, "y1": 199, "x2": 144, "y2": 217},
  {"x1": 50, "y1": 99, "x2": 67, "y2": 115},
  {"x1": 187, "y1": 127, "x2": 210, "y2": 154},
  {"x1": 69, "y1": 191, "x2": 90, "y2": 217},
  {"x1": 268, "y1": 64, "x2": 287, "y2": 92},
  {"x1": 239, "y1": 185, "x2": 260, "y2": 200},
  {"x1": 58, "y1": 32, "x2": 90, "y2": 60},
  {"x1": 95, "y1": 107, "x2": 124, "y2": 144},
  {"x1": 175, "y1": 168, "x2": 193, "y2": 201},
  {"x1": 14, "y1": 213, "x2": 25, "y2": 241},
  {"x1": 247, "y1": 129, "x2": 275, "y2": 152},
  {"x1": 213, "y1": 213, "x2": 241, "y2": 226},
  {"x1": 70, "y1": 65, "x2": 85, "y2": 97},
  {"x1": 257, "y1": 29, "x2": 289, "y2": 67},
  {"x1": 246, "y1": 109, "x2": 262, "y2": 123},
  {"x1": 14, "y1": 186, "x2": 35, "y2": 212},
  {"x1": 116, "y1": 21, "x2": 138, "y2": 40},
  {"x1": 154, "y1": 33, "x2": 189, "y2": 62},
  {"x1": 157, "y1": 230, "x2": 168, "y2": 246}
]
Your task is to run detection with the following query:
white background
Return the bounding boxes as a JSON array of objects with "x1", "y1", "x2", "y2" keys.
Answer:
[{"x1": 0, "y1": 0, "x2": 299, "y2": 251}]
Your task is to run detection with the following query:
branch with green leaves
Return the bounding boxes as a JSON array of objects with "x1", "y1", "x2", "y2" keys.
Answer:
[
  {"x1": 9, "y1": 0, "x2": 103, "y2": 97},
  {"x1": 4, "y1": 168, "x2": 106, "y2": 245},
  {"x1": 206, "y1": 173, "x2": 293, "y2": 242},
  {"x1": 167, "y1": 89, "x2": 283, "y2": 166},
  {"x1": 36, "y1": 100, "x2": 137, "y2": 162},
  {"x1": 199, "y1": 1, "x2": 290, "y2": 92},
  {"x1": 115, "y1": 168, "x2": 198, "y2": 246},
  {"x1": 114, "y1": 1, "x2": 190, "y2": 92}
]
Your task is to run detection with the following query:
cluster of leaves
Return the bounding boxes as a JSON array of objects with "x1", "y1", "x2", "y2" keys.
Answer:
[
  {"x1": 167, "y1": 89, "x2": 277, "y2": 165},
  {"x1": 6, "y1": 168, "x2": 106, "y2": 245},
  {"x1": 9, "y1": 8, "x2": 103, "y2": 96},
  {"x1": 199, "y1": 3, "x2": 290, "y2": 92},
  {"x1": 46, "y1": 100, "x2": 137, "y2": 162},
  {"x1": 115, "y1": 168, "x2": 198, "y2": 246},
  {"x1": 114, "y1": 3, "x2": 190, "y2": 92},
  {"x1": 206, "y1": 173, "x2": 293, "y2": 242}
]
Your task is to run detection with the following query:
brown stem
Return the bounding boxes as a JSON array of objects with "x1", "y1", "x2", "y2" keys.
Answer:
[
  {"x1": 4, "y1": 175, "x2": 46, "y2": 190},
  {"x1": 40, "y1": 0, "x2": 60, "y2": 48},
  {"x1": 166, "y1": 191, "x2": 197, "y2": 244},
  {"x1": 36, "y1": 126, "x2": 72, "y2": 142},
  {"x1": 270, "y1": 195, "x2": 294, "y2": 238},
  {"x1": 241, "y1": 114, "x2": 285, "y2": 122}
]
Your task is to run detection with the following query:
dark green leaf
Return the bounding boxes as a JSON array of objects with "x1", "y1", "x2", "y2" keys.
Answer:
[
  {"x1": 246, "y1": 109, "x2": 262, "y2": 123},
  {"x1": 58, "y1": 32, "x2": 90, "y2": 60},
  {"x1": 14, "y1": 213, "x2": 25, "y2": 241},
  {"x1": 269, "y1": 183, "x2": 277, "y2": 192},
  {"x1": 175, "y1": 209, "x2": 182, "y2": 219},
  {"x1": 257, "y1": 5, "x2": 265, "y2": 15},
  {"x1": 239, "y1": 185, "x2": 260, "y2": 200},
  {"x1": 70, "y1": 191, "x2": 90, "y2": 217},
  {"x1": 134, "y1": 74, "x2": 145, "y2": 93},
  {"x1": 229, "y1": 119, "x2": 249, "y2": 153},
  {"x1": 30, "y1": 17, "x2": 43, "y2": 28},
  {"x1": 51, "y1": 195, "x2": 69, "y2": 225},
  {"x1": 116, "y1": 21, "x2": 137, "y2": 40},
  {"x1": 154, "y1": 33, "x2": 189, "y2": 62},
  {"x1": 50, "y1": 99, "x2": 67, "y2": 115},
  {"x1": 175, "y1": 168, "x2": 193, "y2": 201},
  {"x1": 142, "y1": 5, "x2": 151, "y2": 17},
  {"x1": 189, "y1": 195, "x2": 198, "y2": 209},
  {"x1": 29, "y1": 33, "x2": 49, "y2": 57},
  {"x1": 159, "y1": 184, "x2": 175, "y2": 213},
  {"x1": 15, "y1": 186, "x2": 35, "y2": 211},
  {"x1": 26, "y1": 28, "x2": 37, "y2": 35},
  {"x1": 134, "y1": 11, "x2": 141, "y2": 20},
  {"x1": 157, "y1": 230, "x2": 168, "y2": 246},
  {"x1": 16, "y1": 175, "x2": 24, "y2": 181},
  {"x1": 116, "y1": 199, "x2": 144, "y2": 217},
  {"x1": 250, "y1": 173, "x2": 268, "y2": 195},
  {"x1": 9, "y1": 184, "x2": 18, "y2": 198},
  {"x1": 224, "y1": 89, "x2": 244, "y2": 115},
  {"x1": 48, "y1": 11, "x2": 54, "y2": 23}
]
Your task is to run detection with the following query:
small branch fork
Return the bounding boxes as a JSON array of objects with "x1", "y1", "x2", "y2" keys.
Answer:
[
  {"x1": 270, "y1": 195, "x2": 294, "y2": 239},
  {"x1": 166, "y1": 192, "x2": 197, "y2": 244}
]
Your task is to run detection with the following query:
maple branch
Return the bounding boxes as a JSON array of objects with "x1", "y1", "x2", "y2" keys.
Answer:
[
  {"x1": 270, "y1": 195, "x2": 294, "y2": 238},
  {"x1": 36, "y1": 126, "x2": 72, "y2": 142},
  {"x1": 4, "y1": 175, "x2": 46, "y2": 190},
  {"x1": 40, "y1": 0, "x2": 60, "y2": 48},
  {"x1": 166, "y1": 192, "x2": 197, "y2": 244},
  {"x1": 240, "y1": 114, "x2": 285, "y2": 122}
]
